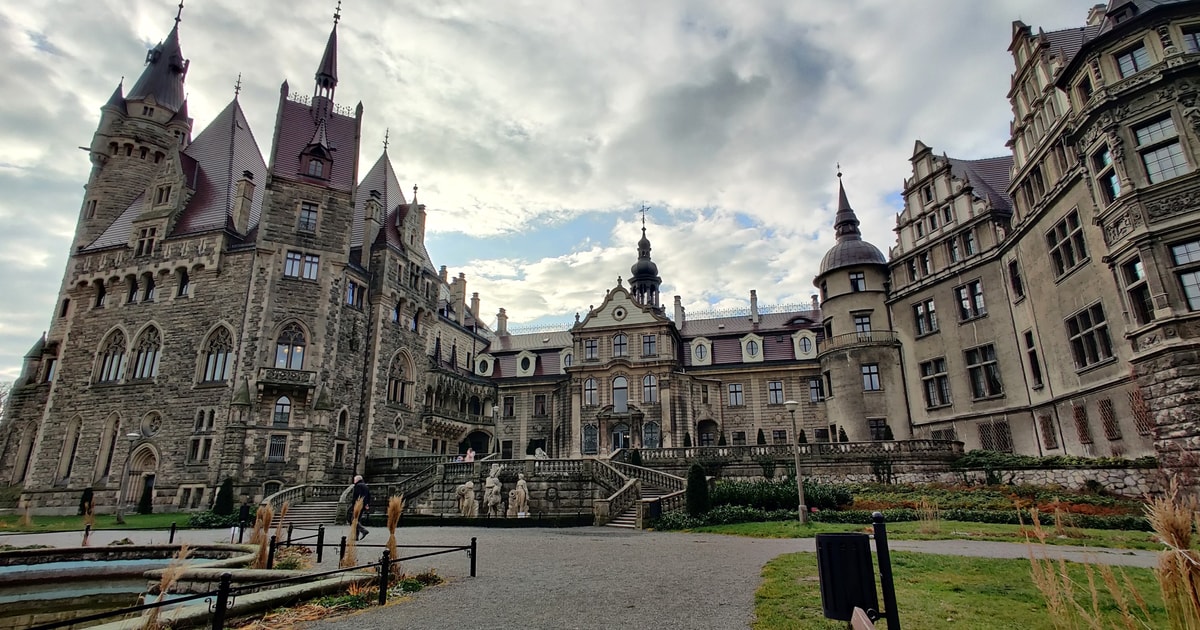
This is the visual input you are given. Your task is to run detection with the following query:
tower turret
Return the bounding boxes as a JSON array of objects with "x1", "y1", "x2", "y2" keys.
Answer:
[{"x1": 629, "y1": 211, "x2": 662, "y2": 308}]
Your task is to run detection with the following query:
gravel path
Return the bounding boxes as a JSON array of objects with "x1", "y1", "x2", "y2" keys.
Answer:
[{"x1": 0, "y1": 525, "x2": 1162, "y2": 629}]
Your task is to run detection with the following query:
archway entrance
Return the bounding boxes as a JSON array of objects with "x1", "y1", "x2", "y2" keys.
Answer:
[
  {"x1": 697, "y1": 420, "x2": 719, "y2": 447},
  {"x1": 125, "y1": 445, "x2": 159, "y2": 503},
  {"x1": 461, "y1": 430, "x2": 492, "y2": 455}
]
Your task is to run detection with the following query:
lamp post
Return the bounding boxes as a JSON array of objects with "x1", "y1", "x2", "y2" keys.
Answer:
[
  {"x1": 784, "y1": 400, "x2": 808, "y2": 524},
  {"x1": 114, "y1": 432, "x2": 141, "y2": 525}
]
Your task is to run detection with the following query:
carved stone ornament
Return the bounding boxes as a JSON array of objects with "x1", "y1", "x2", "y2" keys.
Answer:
[{"x1": 1147, "y1": 191, "x2": 1200, "y2": 222}]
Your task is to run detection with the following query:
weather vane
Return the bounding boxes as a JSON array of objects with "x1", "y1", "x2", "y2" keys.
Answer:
[
  {"x1": 383, "y1": 128, "x2": 390, "y2": 152},
  {"x1": 234, "y1": 73, "x2": 242, "y2": 98},
  {"x1": 836, "y1": 162, "x2": 842, "y2": 179},
  {"x1": 334, "y1": 0, "x2": 342, "y2": 25},
  {"x1": 640, "y1": 202, "x2": 648, "y2": 227},
  {"x1": 175, "y1": 1, "x2": 185, "y2": 26}
]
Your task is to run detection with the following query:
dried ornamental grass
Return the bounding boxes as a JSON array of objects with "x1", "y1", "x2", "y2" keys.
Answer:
[
  {"x1": 917, "y1": 497, "x2": 941, "y2": 535},
  {"x1": 341, "y1": 499, "x2": 364, "y2": 569},
  {"x1": 250, "y1": 505, "x2": 274, "y2": 569},
  {"x1": 273, "y1": 501, "x2": 290, "y2": 543},
  {"x1": 142, "y1": 544, "x2": 191, "y2": 630},
  {"x1": 1145, "y1": 480, "x2": 1200, "y2": 630},
  {"x1": 387, "y1": 495, "x2": 405, "y2": 574}
]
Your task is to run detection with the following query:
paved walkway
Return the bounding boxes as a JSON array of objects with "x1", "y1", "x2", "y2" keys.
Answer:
[{"x1": 0, "y1": 525, "x2": 1162, "y2": 630}]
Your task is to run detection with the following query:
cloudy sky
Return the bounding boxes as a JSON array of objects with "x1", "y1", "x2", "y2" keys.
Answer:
[{"x1": 0, "y1": 0, "x2": 1099, "y2": 381}]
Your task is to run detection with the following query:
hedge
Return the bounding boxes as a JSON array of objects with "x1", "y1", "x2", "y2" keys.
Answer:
[
  {"x1": 951, "y1": 450, "x2": 1158, "y2": 471},
  {"x1": 651, "y1": 506, "x2": 1150, "y2": 532}
]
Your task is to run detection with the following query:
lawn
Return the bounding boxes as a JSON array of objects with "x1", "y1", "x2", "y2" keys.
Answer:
[
  {"x1": 0, "y1": 512, "x2": 189, "y2": 533},
  {"x1": 754, "y1": 551, "x2": 1167, "y2": 629},
  {"x1": 689, "y1": 519, "x2": 1164, "y2": 551}
]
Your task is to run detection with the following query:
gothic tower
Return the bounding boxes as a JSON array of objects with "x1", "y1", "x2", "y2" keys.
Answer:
[{"x1": 629, "y1": 218, "x2": 662, "y2": 309}]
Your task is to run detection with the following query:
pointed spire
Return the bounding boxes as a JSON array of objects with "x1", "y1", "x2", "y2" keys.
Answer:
[
  {"x1": 127, "y1": 9, "x2": 189, "y2": 113},
  {"x1": 833, "y1": 167, "x2": 863, "y2": 242},
  {"x1": 412, "y1": 184, "x2": 419, "y2": 207},
  {"x1": 308, "y1": 118, "x2": 330, "y2": 149},
  {"x1": 314, "y1": 2, "x2": 340, "y2": 100},
  {"x1": 103, "y1": 78, "x2": 125, "y2": 111}
]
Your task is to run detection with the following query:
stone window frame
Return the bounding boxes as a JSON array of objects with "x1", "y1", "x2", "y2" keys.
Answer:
[
  {"x1": 1065, "y1": 302, "x2": 1115, "y2": 371},
  {"x1": 965, "y1": 343, "x2": 1004, "y2": 400},
  {"x1": 284, "y1": 251, "x2": 303, "y2": 278},
  {"x1": 128, "y1": 325, "x2": 162, "y2": 381},
  {"x1": 95, "y1": 328, "x2": 128, "y2": 384},
  {"x1": 1038, "y1": 414, "x2": 1059, "y2": 450},
  {"x1": 584, "y1": 338, "x2": 599, "y2": 360},
  {"x1": 978, "y1": 419, "x2": 1014, "y2": 452},
  {"x1": 177, "y1": 485, "x2": 206, "y2": 510},
  {"x1": 767, "y1": 380, "x2": 784, "y2": 405},
  {"x1": 727, "y1": 383, "x2": 744, "y2": 407},
  {"x1": 642, "y1": 375, "x2": 658, "y2": 404},
  {"x1": 200, "y1": 326, "x2": 234, "y2": 383},
  {"x1": 1135, "y1": 114, "x2": 1190, "y2": 185},
  {"x1": 641, "y1": 334, "x2": 657, "y2": 357},
  {"x1": 583, "y1": 378, "x2": 598, "y2": 406},
  {"x1": 920, "y1": 357, "x2": 951, "y2": 408},
  {"x1": 266, "y1": 435, "x2": 288, "y2": 463},
  {"x1": 1092, "y1": 147, "x2": 1121, "y2": 206},
  {"x1": 1073, "y1": 404, "x2": 1094, "y2": 445},
  {"x1": 861, "y1": 363, "x2": 882, "y2": 392},
  {"x1": 913, "y1": 298, "x2": 938, "y2": 336},
  {"x1": 1114, "y1": 41, "x2": 1151, "y2": 79},
  {"x1": 273, "y1": 321, "x2": 308, "y2": 370},
  {"x1": 612, "y1": 376, "x2": 629, "y2": 413},
  {"x1": 1170, "y1": 238, "x2": 1200, "y2": 311},
  {"x1": 1023, "y1": 330, "x2": 1045, "y2": 389},
  {"x1": 298, "y1": 201, "x2": 319, "y2": 233},
  {"x1": 954, "y1": 279, "x2": 987, "y2": 322},
  {"x1": 1120, "y1": 255, "x2": 1154, "y2": 326},
  {"x1": 612, "y1": 333, "x2": 629, "y2": 358},
  {"x1": 1046, "y1": 209, "x2": 1090, "y2": 279},
  {"x1": 808, "y1": 378, "x2": 824, "y2": 403}
]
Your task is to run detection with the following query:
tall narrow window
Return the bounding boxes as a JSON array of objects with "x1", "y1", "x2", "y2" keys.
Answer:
[
  {"x1": 94, "y1": 281, "x2": 107, "y2": 308},
  {"x1": 861, "y1": 364, "x2": 881, "y2": 391},
  {"x1": 642, "y1": 334, "x2": 657, "y2": 356},
  {"x1": 643, "y1": 422, "x2": 661, "y2": 449},
  {"x1": 1171, "y1": 239, "x2": 1200, "y2": 310},
  {"x1": 1094, "y1": 148, "x2": 1121, "y2": 204},
  {"x1": 961, "y1": 230, "x2": 977, "y2": 256},
  {"x1": 298, "y1": 202, "x2": 318, "y2": 232},
  {"x1": 853, "y1": 314, "x2": 871, "y2": 336},
  {"x1": 130, "y1": 327, "x2": 161, "y2": 380},
  {"x1": 534, "y1": 394, "x2": 547, "y2": 416},
  {"x1": 302, "y1": 254, "x2": 320, "y2": 280},
  {"x1": 1039, "y1": 415, "x2": 1059, "y2": 450},
  {"x1": 1073, "y1": 405, "x2": 1094, "y2": 444},
  {"x1": 176, "y1": 269, "x2": 190, "y2": 297},
  {"x1": 1008, "y1": 260, "x2": 1025, "y2": 299},
  {"x1": 584, "y1": 339, "x2": 598, "y2": 360},
  {"x1": 126, "y1": 277, "x2": 139, "y2": 304},
  {"x1": 141, "y1": 274, "x2": 155, "y2": 302},
  {"x1": 502, "y1": 396, "x2": 515, "y2": 417},
  {"x1": 1122, "y1": 257, "x2": 1154, "y2": 326},
  {"x1": 583, "y1": 378, "x2": 597, "y2": 406},
  {"x1": 274, "y1": 323, "x2": 306, "y2": 369},
  {"x1": 947, "y1": 238, "x2": 961, "y2": 263},
  {"x1": 1066, "y1": 303, "x2": 1114, "y2": 369},
  {"x1": 1099, "y1": 398, "x2": 1122, "y2": 440},
  {"x1": 386, "y1": 357, "x2": 408, "y2": 404},
  {"x1": 135, "y1": 227, "x2": 157, "y2": 257},
  {"x1": 955, "y1": 280, "x2": 986, "y2": 320},
  {"x1": 201, "y1": 328, "x2": 233, "y2": 382},
  {"x1": 273, "y1": 397, "x2": 291, "y2": 427},
  {"x1": 284, "y1": 251, "x2": 302, "y2": 278},
  {"x1": 914, "y1": 299, "x2": 938, "y2": 335},
  {"x1": 920, "y1": 358, "x2": 950, "y2": 407},
  {"x1": 267, "y1": 435, "x2": 288, "y2": 462},
  {"x1": 809, "y1": 378, "x2": 825, "y2": 402},
  {"x1": 642, "y1": 375, "x2": 658, "y2": 403},
  {"x1": 155, "y1": 185, "x2": 172, "y2": 205},
  {"x1": 612, "y1": 334, "x2": 628, "y2": 357},
  {"x1": 613, "y1": 377, "x2": 628, "y2": 413},
  {"x1": 849, "y1": 272, "x2": 866, "y2": 292},
  {"x1": 96, "y1": 331, "x2": 126, "y2": 383},
  {"x1": 1024, "y1": 331, "x2": 1044, "y2": 389}
]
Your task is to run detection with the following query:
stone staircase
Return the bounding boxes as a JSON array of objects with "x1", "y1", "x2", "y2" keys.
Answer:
[
  {"x1": 606, "y1": 484, "x2": 672, "y2": 529},
  {"x1": 270, "y1": 500, "x2": 341, "y2": 529}
]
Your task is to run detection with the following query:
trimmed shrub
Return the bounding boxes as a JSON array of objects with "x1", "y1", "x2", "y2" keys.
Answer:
[
  {"x1": 188, "y1": 511, "x2": 240, "y2": 528},
  {"x1": 684, "y1": 433, "x2": 693, "y2": 447},
  {"x1": 686, "y1": 464, "x2": 709, "y2": 516},
  {"x1": 756, "y1": 429, "x2": 766, "y2": 445},
  {"x1": 718, "y1": 433, "x2": 728, "y2": 446},
  {"x1": 710, "y1": 478, "x2": 851, "y2": 512},
  {"x1": 951, "y1": 450, "x2": 1158, "y2": 471},
  {"x1": 213, "y1": 478, "x2": 235, "y2": 516},
  {"x1": 629, "y1": 450, "x2": 642, "y2": 467},
  {"x1": 798, "y1": 430, "x2": 807, "y2": 444},
  {"x1": 838, "y1": 427, "x2": 849, "y2": 442}
]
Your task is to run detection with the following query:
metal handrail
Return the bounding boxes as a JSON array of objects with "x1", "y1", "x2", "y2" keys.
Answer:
[{"x1": 817, "y1": 330, "x2": 899, "y2": 354}]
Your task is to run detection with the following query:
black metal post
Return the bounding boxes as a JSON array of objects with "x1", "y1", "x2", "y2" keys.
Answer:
[
  {"x1": 169, "y1": 522, "x2": 177, "y2": 544},
  {"x1": 83, "y1": 524, "x2": 91, "y2": 544},
  {"x1": 378, "y1": 550, "x2": 390, "y2": 607},
  {"x1": 872, "y1": 512, "x2": 901, "y2": 630},
  {"x1": 237, "y1": 521, "x2": 245, "y2": 544},
  {"x1": 211, "y1": 572, "x2": 232, "y2": 630},
  {"x1": 287, "y1": 523, "x2": 294, "y2": 545},
  {"x1": 339, "y1": 535, "x2": 347, "y2": 562},
  {"x1": 316, "y1": 525, "x2": 325, "y2": 564},
  {"x1": 267, "y1": 535, "x2": 277, "y2": 569},
  {"x1": 469, "y1": 536, "x2": 477, "y2": 577}
]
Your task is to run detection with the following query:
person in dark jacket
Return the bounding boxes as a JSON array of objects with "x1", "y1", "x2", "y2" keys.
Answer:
[{"x1": 350, "y1": 475, "x2": 371, "y2": 540}]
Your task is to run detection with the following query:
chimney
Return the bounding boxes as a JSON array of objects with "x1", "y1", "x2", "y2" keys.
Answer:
[
  {"x1": 1086, "y1": 3, "x2": 1107, "y2": 26},
  {"x1": 674, "y1": 295, "x2": 685, "y2": 327},
  {"x1": 363, "y1": 189, "x2": 383, "y2": 265},
  {"x1": 749, "y1": 290, "x2": 760, "y2": 324},
  {"x1": 811, "y1": 294, "x2": 820, "y2": 310},
  {"x1": 439, "y1": 265, "x2": 448, "y2": 284},
  {"x1": 232, "y1": 171, "x2": 255, "y2": 234},
  {"x1": 497, "y1": 308, "x2": 508, "y2": 336},
  {"x1": 470, "y1": 292, "x2": 481, "y2": 324},
  {"x1": 449, "y1": 272, "x2": 467, "y2": 326}
]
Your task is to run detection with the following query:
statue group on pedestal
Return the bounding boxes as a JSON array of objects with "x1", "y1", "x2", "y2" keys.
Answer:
[{"x1": 453, "y1": 465, "x2": 531, "y2": 518}]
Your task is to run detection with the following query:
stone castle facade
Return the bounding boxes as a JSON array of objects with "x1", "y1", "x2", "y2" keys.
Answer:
[{"x1": 3, "y1": 1, "x2": 1200, "y2": 513}]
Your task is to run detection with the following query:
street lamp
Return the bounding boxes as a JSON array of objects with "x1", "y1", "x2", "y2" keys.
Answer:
[
  {"x1": 784, "y1": 400, "x2": 808, "y2": 524},
  {"x1": 114, "y1": 432, "x2": 141, "y2": 525}
]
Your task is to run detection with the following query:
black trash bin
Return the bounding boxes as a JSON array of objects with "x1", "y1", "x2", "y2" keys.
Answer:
[{"x1": 815, "y1": 532, "x2": 879, "y2": 621}]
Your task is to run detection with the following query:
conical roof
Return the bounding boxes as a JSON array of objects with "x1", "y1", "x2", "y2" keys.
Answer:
[
  {"x1": 315, "y1": 25, "x2": 338, "y2": 90},
  {"x1": 818, "y1": 176, "x2": 886, "y2": 275},
  {"x1": 127, "y1": 24, "x2": 188, "y2": 113}
]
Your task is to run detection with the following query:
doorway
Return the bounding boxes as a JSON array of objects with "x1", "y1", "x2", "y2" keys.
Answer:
[{"x1": 611, "y1": 423, "x2": 631, "y2": 450}]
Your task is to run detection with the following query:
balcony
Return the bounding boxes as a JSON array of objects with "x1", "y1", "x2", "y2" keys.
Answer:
[
  {"x1": 256, "y1": 367, "x2": 318, "y2": 398},
  {"x1": 817, "y1": 330, "x2": 899, "y2": 356}
]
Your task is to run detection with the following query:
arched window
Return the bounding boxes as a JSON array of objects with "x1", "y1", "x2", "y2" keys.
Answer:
[
  {"x1": 582, "y1": 424, "x2": 599, "y2": 455},
  {"x1": 131, "y1": 327, "x2": 161, "y2": 379},
  {"x1": 643, "y1": 422, "x2": 661, "y2": 449},
  {"x1": 94, "y1": 281, "x2": 107, "y2": 308},
  {"x1": 642, "y1": 375, "x2": 658, "y2": 403},
  {"x1": 583, "y1": 378, "x2": 597, "y2": 406},
  {"x1": 57, "y1": 417, "x2": 82, "y2": 483},
  {"x1": 273, "y1": 396, "x2": 291, "y2": 427},
  {"x1": 201, "y1": 327, "x2": 233, "y2": 382},
  {"x1": 613, "y1": 333, "x2": 628, "y2": 357},
  {"x1": 126, "y1": 277, "x2": 139, "y2": 304},
  {"x1": 392, "y1": 301, "x2": 402, "y2": 323},
  {"x1": 95, "y1": 413, "x2": 119, "y2": 482},
  {"x1": 613, "y1": 376, "x2": 628, "y2": 413},
  {"x1": 96, "y1": 330, "x2": 126, "y2": 383},
  {"x1": 263, "y1": 481, "x2": 282, "y2": 496},
  {"x1": 337, "y1": 410, "x2": 348, "y2": 437},
  {"x1": 563, "y1": 353, "x2": 573, "y2": 368},
  {"x1": 274, "y1": 323, "x2": 306, "y2": 369},
  {"x1": 387, "y1": 356, "x2": 409, "y2": 404}
]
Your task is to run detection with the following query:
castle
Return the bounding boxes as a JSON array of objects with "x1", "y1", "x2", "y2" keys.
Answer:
[{"x1": 3, "y1": 0, "x2": 1199, "y2": 513}]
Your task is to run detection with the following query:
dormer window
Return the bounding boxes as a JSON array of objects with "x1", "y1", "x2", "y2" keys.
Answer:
[
  {"x1": 307, "y1": 159, "x2": 324, "y2": 177},
  {"x1": 155, "y1": 185, "x2": 172, "y2": 205},
  {"x1": 135, "y1": 227, "x2": 157, "y2": 257}
]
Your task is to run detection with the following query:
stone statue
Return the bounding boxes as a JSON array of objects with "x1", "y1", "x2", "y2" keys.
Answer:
[
  {"x1": 455, "y1": 481, "x2": 477, "y2": 518},
  {"x1": 534, "y1": 447, "x2": 549, "y2": 459},
  {"x1": 483, "y1": 464, "x2": 504, "y2": 517},
  {"x1": 512, "y1": 472, "x2": 530, "y2": 517}
]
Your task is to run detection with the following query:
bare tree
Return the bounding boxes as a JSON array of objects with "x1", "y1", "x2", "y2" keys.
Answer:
[{"x1": 0, "y1": 381, "x2": 9, "y2": 425}]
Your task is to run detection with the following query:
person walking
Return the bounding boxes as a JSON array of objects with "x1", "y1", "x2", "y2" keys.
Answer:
[{"x1": 350, "y1": 475, "x2": 372, "y2": 541}]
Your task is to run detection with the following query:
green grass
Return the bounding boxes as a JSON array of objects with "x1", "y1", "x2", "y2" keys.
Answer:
[
  {"x1": 0, "y1": 512, "x2": 189, "y2": 533},
  {"x1": 754, "y1": 551, "x2": 1167, "y2": 629},
  {"x1": 688, "y1": 519, "x2": 1164, "y2": 550}
]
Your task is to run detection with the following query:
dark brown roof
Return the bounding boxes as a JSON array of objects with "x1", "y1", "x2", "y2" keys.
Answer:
[
  {"x1": 269, "y1": 98, "x2": 358, "y2": 192},
  {"x1": 1041, "y1": 25, "x2": 1102, "y2": 63},
  {"x1": 487, "y1": 331, "x2": 573, "y2": 353},
  {"x1": 679, "y1": 310, "x2": 819, "y2": 338},
  {"x1": 353, "y1": 151, "x2": 404, "y2": 247},
  {"x1": 126, "y1": 24, "x2": 188, "y2": 114},
  {"x1": 947, "y1": 155, "x2": 1014, "y2": 215}
]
